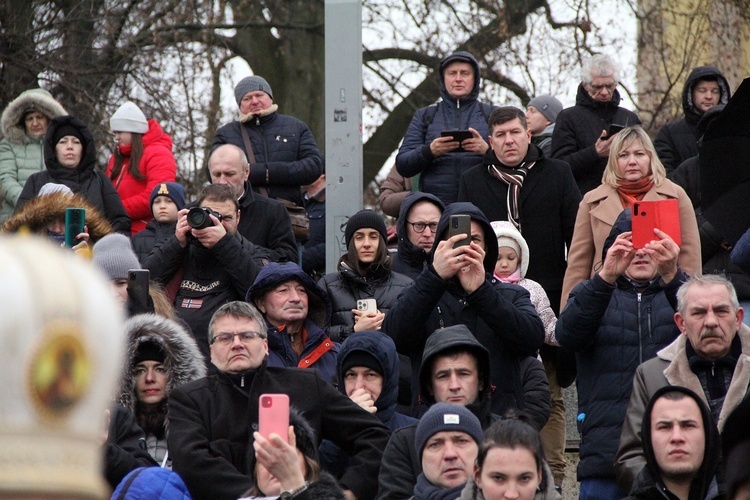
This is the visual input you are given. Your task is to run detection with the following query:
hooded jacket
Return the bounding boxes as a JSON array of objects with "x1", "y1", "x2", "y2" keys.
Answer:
[
  {"x1": 106, "y1": 119, "x2": 177, "y2": 234},
  {"x1": 0, "y1": 89, "x2": 66, "y2": 222},
  {"x1": 383, "y1": 202, "x2": 545, "y2": 416},
  {"x1": 655, "y1": 67, "x2": 731, "y2": 173},
  {"x1": 16, "y1": 116, "x2": 131, "y2": 233},
  {"x1": 117, "y1": 314, "x2": 206, "y2": 415},
  {"x1": 551, "y1": 84, "x2": 641, "y2": 194},
  {"x1": 212, "y1": 105, "x2": 323, "y2": 207},
  {"x1": 111, "y1": 466, "x2": 192, "y2": 500},
  {"x1": 391, "y1": 191, "x2": 445, "y2": 280},
  {"x1": 458, "y1": 144, "x2": 580, "y2": 309},
  {"x1": 625, "y1": 386, "x2": 721, "y2": 500},
  {"x1": 2, "y1": 191, "x2": 113, "y2": 242},
  {"x1": 396, "y1": 52, "x2": 496, "y2": 205},
  {"x1": 246, "y1": 262, "x2": 339, "y2": 386}
]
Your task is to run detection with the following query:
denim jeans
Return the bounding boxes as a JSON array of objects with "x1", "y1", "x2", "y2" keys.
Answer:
[{"x1": 579, "y1": 478, "x2": 627, "y2": 500}]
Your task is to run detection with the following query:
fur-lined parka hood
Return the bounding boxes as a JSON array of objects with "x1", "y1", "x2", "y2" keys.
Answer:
[
  {"x1": 118, "y1": 314, "x2": 206, "y2": 412},
  {"x1": 1, "y1": 89, "x2": 67, "y2": 145},
  {"x1": 1, "y1": 191, "x2": 113, "y2": 242}
]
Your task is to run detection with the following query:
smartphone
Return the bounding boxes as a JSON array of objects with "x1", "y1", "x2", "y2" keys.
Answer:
[
  {"x1": 356, "y1": 298, "x2": 377, "y2": 313},
  {"x1": 441, "y1": 130, "x2": 473, "y2": 152},
  {"x1": 127, "y1": 269, "x2": 150, "y2": 313},
  {"x1": 604, "y1": 123, "x2": 625, "y2": 140},
  {"x1": 64, "y1": 208, "x2": 85, "y2": 248},
  {"x1": 632, "y1": 200, "x2": 682, "y2": 249},
  {"x1": 259, "y1": 394, "x2": 290, "y2": 444},
  {"x1": 448, "y1": 214, "x2": 471, "y2": 248}
]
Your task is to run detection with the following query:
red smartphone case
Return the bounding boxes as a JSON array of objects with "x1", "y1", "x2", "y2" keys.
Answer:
[{"x1": 632, "y1": 199, "x2": 681, "y2": 249}]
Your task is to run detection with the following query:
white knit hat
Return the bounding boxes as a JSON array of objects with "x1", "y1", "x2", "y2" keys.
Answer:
[
  {"x1": 490, "y1": 220, "x2": 530, "y2": 278},
  {"x1": 110, "y1": 101, "x2": 148, "y2": 134},
  {"x1": 0, "y1": 235, "x2": 124, "y2": 498}
]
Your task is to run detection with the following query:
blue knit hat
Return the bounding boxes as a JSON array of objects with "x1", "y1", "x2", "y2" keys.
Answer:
[
  {"x1": 149, "y1": 182, "x2": 186, "y2": 213},
  {"x1": 415, "y1": 403, "x2": 483, "y2": 461}
]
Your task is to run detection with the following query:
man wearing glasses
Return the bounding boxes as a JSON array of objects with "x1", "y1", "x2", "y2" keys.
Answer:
[
  {"x1": 551, "y1": 53, "x2": 641, "y2": 194},
  {"x1": 168, "y1": 301, "x2": 389, "y2": 500},
  {"x1": 145, "y1": 183, "x2": 269, "y2": 365},
  {"x1": 392, "y1": 191, "x2": 445, "y2": 280}
]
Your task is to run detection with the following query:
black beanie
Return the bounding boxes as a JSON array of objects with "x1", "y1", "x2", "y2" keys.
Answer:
[
  {"x1": 344, "y1": 209, "x2": 387, "y2": 248},
  {"x1": 51, "y1": 123, "x2": 85, "y2": 146},
  {"x1": 133, "y1": 340, "x2": 165, "y2": 365},
  {"x1": 341, "y1": 351, "x2": 383, "y2": 378}
]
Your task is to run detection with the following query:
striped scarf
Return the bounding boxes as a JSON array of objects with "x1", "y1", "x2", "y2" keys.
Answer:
[{"x1": 488, "y1": 160, "x2": 536, "y2": 231}]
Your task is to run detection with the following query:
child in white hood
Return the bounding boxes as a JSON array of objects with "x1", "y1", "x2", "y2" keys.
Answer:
[{"x1": 491, "y1": 220, "x2": 557, "y2": 346}]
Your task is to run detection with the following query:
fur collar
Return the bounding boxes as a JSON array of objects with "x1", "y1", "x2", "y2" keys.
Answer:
[
  {"x1": 656, "y1": 323, "x2": 750, "y2": 429},
  {"x1": 239, "y1": 103, "x2": 279, "y2": 123}
]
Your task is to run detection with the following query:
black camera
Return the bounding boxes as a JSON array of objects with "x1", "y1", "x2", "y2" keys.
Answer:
[{"x1": 187, "y1": 207, "x2": 222, "y2": 229}]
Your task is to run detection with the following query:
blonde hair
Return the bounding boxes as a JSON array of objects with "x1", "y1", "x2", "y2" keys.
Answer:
[{"x1": 602, "y1": 126, "x2": 667, "y2": 188}]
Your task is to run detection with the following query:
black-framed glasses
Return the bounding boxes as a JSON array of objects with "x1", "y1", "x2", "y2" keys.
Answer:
[
  {"x1": 210, "y1": 331, "x2": 263, "y2": 345},
  {"x1": 407, "y1": 221, "x2": 438, "y2": 233}
]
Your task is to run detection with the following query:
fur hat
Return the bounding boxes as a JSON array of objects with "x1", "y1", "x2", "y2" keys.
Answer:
[
  {"x1": 110, "y1": 102, "x2": 148, "y2": 134},
  {"x1": 344, "y1": 209, "x2": 387, "y2": 248},
  {"x1": 490, "y1": 220, "x2": 530, "y2": 278},
  {"x1": 527, "y1": 95, "x2": 563, "y2": 123},
  {"x1": 415, "y1": 403, "x2": 483, "y2": 461},
  {"x1": 149, "y1": 182, "x2": 186, "y2": 212},
  {"x1": 234, "y1": 76, "x2": 274, "y2": 105},
  {"x1": 0, "y1": 235, "x2": 125, "y2": 498},
  {"x1": 92, "y1": 234, "x2": 140, "y2": 280}
]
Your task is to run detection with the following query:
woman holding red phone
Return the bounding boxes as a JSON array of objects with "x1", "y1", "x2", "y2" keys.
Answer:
[{"x1": 561, "y1": 126, "x2": 700, "y2": 308}]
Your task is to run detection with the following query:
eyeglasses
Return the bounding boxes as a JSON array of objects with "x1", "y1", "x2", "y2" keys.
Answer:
[
  {"x1": 589, "y1": 82, "x2": 617, "y2": 93},
  {"x1": 407, "y1": 221, "x2": 439, "y2": 233},
  {"x1": 210, "y1": 331, "x2": 263, "y2": 345}
]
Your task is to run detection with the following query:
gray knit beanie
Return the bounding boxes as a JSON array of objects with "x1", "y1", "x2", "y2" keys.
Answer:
[
  {"x1": 110, "y1": 102, "x2": 148, "y2": 134},
  {"x1": 415, "y1": 403, "x2": 483, "y2": 461},
  {"x1": 234, "y1": 76, "x2": 274, "y2": 105},
  {"x1": 92, "y1": 234, "x2": 140, "y2": 280},
  {"x1": 527, "y1": 95, "x2": 563, "y2": 123}
]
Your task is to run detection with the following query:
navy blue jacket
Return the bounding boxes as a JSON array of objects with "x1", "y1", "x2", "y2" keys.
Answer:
[
  {"x1": 556, "y1": 272, "x2": 685, "y2": 481},
  {"x1": 395, "y1": 52, "x2": 495, "y2": 205},
  {"x1": 383, "y1": 202, "x2": 545, "y2": 416},
  {"x1": 213, "y1": 112, "x2": 322, "y2": 207}
]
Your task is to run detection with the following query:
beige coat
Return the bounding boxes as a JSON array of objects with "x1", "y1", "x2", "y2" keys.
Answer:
[
  {"x1": 614, "y1": 323, "x2": 750, "y2": 492},
  {"x1": 560, "y1": 180, "x2": 701, "y2": 310}
]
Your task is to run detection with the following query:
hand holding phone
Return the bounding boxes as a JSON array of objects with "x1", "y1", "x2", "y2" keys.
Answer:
[
  {"x1": 441, "y1": 130, "x2": 473, "y2": 152},
  {"x1": 603, "y1": 123, "x2": 625, "y2": 140},
  {"x1": 448, "y1": 215, "x2": 471, "y2": 248},
  {"x1": 356, "y1": 298, "x2": 377, "y2": 313},
  {"x1": 259, "y1": 394, "x2": 290, "y2": 444},
  {"x1": 632, "y1": 200, "x2": 682, "y2": 249}
]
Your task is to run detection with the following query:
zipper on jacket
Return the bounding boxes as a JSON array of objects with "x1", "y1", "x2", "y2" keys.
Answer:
[
  {"x1": 437, "y1": 306, "x2": 444, "y2": 328},
  {"x1": 241, "y1": 373, "x2": 245, "y2": 387},
  {"x1": 455, "y1": 99, "x2": 462, "y2": 129},
  {"x1": 637, "y1": 292, "x2": 643, "y2": 363},
  {"x1": 647, "y1": 305, "x2": 652, "y2": 339}
]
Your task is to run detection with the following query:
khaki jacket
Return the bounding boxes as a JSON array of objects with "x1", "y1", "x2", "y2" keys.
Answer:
[
  {"x1": 560, "y1": 180, "x2": 701, "y2": 310},
  {"x1": 614, "y1": 323, "x2": 750, "y2": 492}
]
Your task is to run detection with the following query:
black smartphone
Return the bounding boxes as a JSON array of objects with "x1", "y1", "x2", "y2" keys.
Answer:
[
  {"x1": 604, "y1": 123, "x2": 625, "y2": 139},
  {"x1": 448, "y1": 214, "x2": 471, "y2": 248},
  {"x1": 127, "y1": 269, "x2": 150, "y2": 313},
  {"x1": 64, "y1": 208, "x2": 85, "y2": 248},
  {"x1": 441, "y1": 130, "x2": 473, "y2": 152}
]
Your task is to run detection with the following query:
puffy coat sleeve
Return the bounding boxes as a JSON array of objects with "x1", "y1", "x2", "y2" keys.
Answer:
[
  {"x1": 0, "y1": 139, "x2": 24, "y2": 207},
  {"x1": 731, "y1": 227, "x2": 750, "y2": 274},
  {"x1": 120, "y1": 146, "x2": 177, "y2": 223},
  {"x1": 211, "y1": 233, "x2": 264, "y2": 296},
  {"x1": 395, "y1": 107, "x2": 436, "y2": 178},
  {"x1": 377, "y1": 426, "x2": 420, "y2": 499},
  {"x1": 556, "y1": 274, "x2": 616, "y2": 352},
  {"x1": 519, "y1": 356, "x2": 551, "y2": 430},
  {"x1": 15, "y1": 173, "x2": 41, "y2": 211},
  {"x1": 249, "y1": 119, "x2": 323, "y2": 189}
]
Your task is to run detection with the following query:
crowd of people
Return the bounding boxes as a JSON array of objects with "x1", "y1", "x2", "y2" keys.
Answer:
[{"x1": 2, "y1": 51, "x2": 750, "y2": 500}]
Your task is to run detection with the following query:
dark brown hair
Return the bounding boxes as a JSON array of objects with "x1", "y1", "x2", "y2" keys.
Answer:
[{"x1": 110, "y1": 132, "x2": 145, "y2": 182}]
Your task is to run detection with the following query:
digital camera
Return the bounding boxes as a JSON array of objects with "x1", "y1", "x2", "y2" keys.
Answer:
[{"x1": 187, "y1": 207, "x2": 222, "y2": 229}]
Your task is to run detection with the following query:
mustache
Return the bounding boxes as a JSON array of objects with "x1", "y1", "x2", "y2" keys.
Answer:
[{"x1": 700, "y1": 329, "x2": 722, "y2": 340}]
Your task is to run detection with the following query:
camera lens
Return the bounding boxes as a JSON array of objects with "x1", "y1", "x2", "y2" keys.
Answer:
[
  {"x1": 262, "y1": 397, "x2": 271, "y2": 408},
  {"x1": 187, "y1": 207, "x2": 215, "y2": 229}
]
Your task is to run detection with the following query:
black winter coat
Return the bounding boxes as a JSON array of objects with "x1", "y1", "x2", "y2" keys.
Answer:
[
  {"x1": 551, "y1": 85, "x2": 640, "y2": 194},
  {"x1": 556, "y1": 272, "x2": 685, "y2": 481},
  {"x1": 395, "y1": 52, "x2": 495, "y2": 206},
  {"x1": 458, "y1": 145, "x2": 581, "y2": 308},
  {"x1": 167, "y1": 361, "x2": 389, "y2": 500},
  {"x1": 17, "y1": 116, "x2": 130, "y2": 233},
  {"x1": 318, "y1": 263, "x2": 413, "y2": 342},
  {"x1": 654, "y1": 66, "x2": 731, "y2": 173},
  {"x1": 213, "y1": 112, "x2": 323, "y2": 207},
  {"x1": 131, "y1": 219, "x2": 175, "y2": 265},
  {"x1": 237, "y1": 185, "x2": 298, "y2": 263},
  {"x1": 105, "y1": 404, "x2": 157, "y2": 490},
  {"x1": 383, "y1": 203, "x2": 545, "y2": 417}
]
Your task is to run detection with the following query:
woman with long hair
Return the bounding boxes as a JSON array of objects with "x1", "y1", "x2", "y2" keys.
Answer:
[
  {"x1": 318, "y1": 209, "x2": 413, "y2": 342},
  {"x1": 107, "y1": 101, "x2": 176, "y2": 234},
  {"x1": 561, "y1": 126, "x2": 700, "y2": 307}
]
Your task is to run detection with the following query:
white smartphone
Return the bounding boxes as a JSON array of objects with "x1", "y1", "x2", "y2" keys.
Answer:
[{"x1": 356, "y1": 298, "x2": 377, "y2": 313}]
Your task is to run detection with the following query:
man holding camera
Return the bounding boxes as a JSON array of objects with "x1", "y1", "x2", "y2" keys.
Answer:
[{"x1": 146, "y1": 183, "x2": 270, "y2": 364}]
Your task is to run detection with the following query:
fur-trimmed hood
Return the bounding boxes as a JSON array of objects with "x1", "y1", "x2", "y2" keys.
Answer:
[
  {"x1": 118, "y1": 314, "x2": 206, "y2": 412},
  {"x1": 1, "y1": 89, "x2": 67, "y2": 145},
  {"x1": 1, "y1": 191, "x2": 113, "y2": 242}
]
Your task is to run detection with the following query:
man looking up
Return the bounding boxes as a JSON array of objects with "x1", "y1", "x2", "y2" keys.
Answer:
[
  {"x1": 626, "y1": 387, "x2": 720, "y2": 500},
  {"x1": 396, "y1": 52, "x2": 495, "y2": 205}
]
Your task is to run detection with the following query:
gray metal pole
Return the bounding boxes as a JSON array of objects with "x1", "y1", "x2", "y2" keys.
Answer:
[{"x1": 324, "y1": 0, "x2": 363, "y2": 274}]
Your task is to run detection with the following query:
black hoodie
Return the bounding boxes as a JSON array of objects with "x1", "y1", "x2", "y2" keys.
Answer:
[
  {"x1": 655, "y1": 66, "x2": 731, "y2": 173},
  {"x1": 391, "y1": 191, "x2": 445, "y2": 279},
  {"x1": 626, "y1": 386, "x2": 722, "y2": 500},
  {"x1": 383, "y1": 202, "x2": 544, "y2": 416}
]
